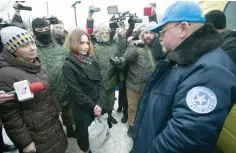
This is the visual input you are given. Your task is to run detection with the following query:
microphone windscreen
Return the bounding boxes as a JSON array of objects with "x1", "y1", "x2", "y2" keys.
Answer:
[
  {"x1": 144, "y1": 7, "x2": 152, "y2": 16},
  {"x1": 29, "y1": 82, "x2": 44, "y2": 93}
]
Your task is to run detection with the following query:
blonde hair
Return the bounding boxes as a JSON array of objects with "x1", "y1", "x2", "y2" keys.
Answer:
[{"x1": 64, "y1": 28, "x2": 94, "y2": 56}]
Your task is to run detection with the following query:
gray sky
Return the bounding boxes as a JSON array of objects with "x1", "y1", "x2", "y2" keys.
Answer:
[{"x1": 0, "y1": 0, "x2": 196, "y2": 30}]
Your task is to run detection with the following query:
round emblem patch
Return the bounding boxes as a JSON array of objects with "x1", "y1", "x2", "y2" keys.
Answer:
[{"x1": 186, "y1": 86, "x2": 217, "y2": 114}]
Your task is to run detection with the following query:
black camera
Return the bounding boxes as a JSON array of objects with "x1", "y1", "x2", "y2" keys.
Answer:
[
  {"x1": 107, "y1": 6, "x2": 128, "y2": 30},
  {"x1": 128, "y1": 14, "x2": 143, "y2": 24},
  {"x1": 45, "y1": 17, "x2": 59, "y2": 25},
  {"x1": 13, "y1": 1, "x2": 32, "y2": 11},
  {"x1": 89, "y1": 6, "x2": 100, "y2": 13}
]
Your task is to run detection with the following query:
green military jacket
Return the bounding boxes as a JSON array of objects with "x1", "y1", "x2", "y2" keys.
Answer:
[
  {"x1": 120, "y1": 43, "x2": 155, "y2": 92},
  {"x1": 95, "y1": 42, "x2": 119, "y2": 90},
  {"x1": 36, "y1": 40, "x2": 69, "y2": 106}
]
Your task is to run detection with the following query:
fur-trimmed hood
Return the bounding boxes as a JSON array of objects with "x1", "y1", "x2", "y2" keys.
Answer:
[{"x1": 166, "y1": 24, "x2": 223, "y2": 65}]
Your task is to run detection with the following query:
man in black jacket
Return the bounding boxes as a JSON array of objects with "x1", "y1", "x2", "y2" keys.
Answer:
[{"x1": 205, "y1": 10, "x2": 236, "y2": 63}]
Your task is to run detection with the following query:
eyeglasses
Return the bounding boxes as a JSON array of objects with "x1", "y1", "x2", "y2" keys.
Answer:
[{"x1": 159, "y1": 23, "x2": 180, "y2": 36}]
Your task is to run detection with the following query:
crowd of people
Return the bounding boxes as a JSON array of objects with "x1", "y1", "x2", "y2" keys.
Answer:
[{"x1": 0, "y1": 1, "x2": 236, "y2": 153}]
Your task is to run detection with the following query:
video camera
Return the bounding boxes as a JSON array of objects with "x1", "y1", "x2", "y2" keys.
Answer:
[
  {"x1": 89, "y1": 6, "x2": 101, "y2": 13},
  {"x1": 107, "y1": 5, "x2": 128, "y2": 29},
  {"x1": 13, "y1": 1, "x2": 32, "y2": 11},
  {"x1": 107, "y1": 5, "x2": 142, "y2": 29},
  {"x1": 127, "y1": 13, "x2": 143, "y2": 24}
]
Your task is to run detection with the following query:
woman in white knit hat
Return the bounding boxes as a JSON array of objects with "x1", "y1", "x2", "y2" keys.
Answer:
[{"x1": 0, "y1": 26, "x2": 68, "y2": 153}]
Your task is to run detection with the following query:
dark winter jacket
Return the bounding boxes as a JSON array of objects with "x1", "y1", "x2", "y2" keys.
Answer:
[
  {"x1": 0, "y1": 50, "x2": 68, "y2": 153},
  {"x1": 131, "y1": 24, "x2": 236, "y2": 153},
  {"x1": 62, "y1": 53, "x2": 107, "y2": 151},
  {"x1": 221, "y1": 30, "x2": 236, "y2": 64}
]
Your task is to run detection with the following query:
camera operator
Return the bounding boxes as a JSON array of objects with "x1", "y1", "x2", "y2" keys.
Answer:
[
  {"x1": 86, "y1": 6, "x2": 128, "y2": 127},
  {"x1": 11, "y1": 1, "x2": 31, "y2": 29},
  {"x1": 31, "y1": 18, "x2": 76, "y2": 138}
]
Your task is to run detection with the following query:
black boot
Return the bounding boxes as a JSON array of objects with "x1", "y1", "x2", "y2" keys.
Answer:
[
  {"x1": 121, "y1": 114, "x2": 128, "y2": 123},
  {"x1": 4, "y1": 143, "x2": 16, "y2": 152},
  {"x1": 110, "y1": 115, "x2": 118, "y2": 124},
  {"x1": 107, "y1": 118, "x2": 113, "y2": 128},
  {"x1": 108, "y1": 112, "x2": 118, "y2": 124},
  {"x1": 66, "y1": 125, "x2": 76, "y2": 138},
  {"x1": 127, "y1": 126, "x2": 133, "y2": 138},
  {"x1": 117, "y1": 106, "x2": 122, "y2": 113}
]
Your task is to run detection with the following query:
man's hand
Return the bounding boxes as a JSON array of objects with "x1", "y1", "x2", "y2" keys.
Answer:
[
  {"x1": 23, "y1": 142, "x2": 36, "y2": 153},
  {"x1": 88, "y1": 5, "x2": 94, "y2": 20},
  {"x1": 109, "y1": 57, "x2": 121, "y2": 66},
  {"x1": 127, "y1": 36, "x2": 134, "y2": 43},
  {"x1": 116, "y1": 28, "x2": 126, "y2": 37},
  {"x1": 94, "y1": 105, "x2": 102, "y2": 117},
  {"x1": 0, "y1": 90, "x2": 14, "y2": 104}
]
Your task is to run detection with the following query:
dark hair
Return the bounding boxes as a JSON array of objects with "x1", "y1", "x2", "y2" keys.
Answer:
[{"x1": 205, "y1": 10, "x2": 226, "y2": 29}]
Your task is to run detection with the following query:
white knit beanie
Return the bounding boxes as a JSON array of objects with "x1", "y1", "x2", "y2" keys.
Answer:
[{"x1": 0, "y1": 26, "x2": 34, "y2": 53}]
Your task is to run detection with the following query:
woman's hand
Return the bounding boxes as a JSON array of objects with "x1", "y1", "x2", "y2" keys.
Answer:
[{"x1": 94, "y1": 105, "x2": 102, "y2": 117}]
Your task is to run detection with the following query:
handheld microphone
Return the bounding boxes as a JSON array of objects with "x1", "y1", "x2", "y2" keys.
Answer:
[
  {"x1": 7, "y1": 81, "x2": 44, "y2": 102},
  {"x1": 8, "y1": 82, "x2": 44, "y2": 94}
]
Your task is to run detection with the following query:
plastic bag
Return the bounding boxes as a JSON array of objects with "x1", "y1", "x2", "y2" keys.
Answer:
[{"x1": 88, "y1": 113, "x2": 111, "y2": 152}]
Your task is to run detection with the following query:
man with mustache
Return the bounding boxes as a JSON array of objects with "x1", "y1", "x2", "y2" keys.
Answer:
[{"x1": 110, "y1": 21, "x2": 158, "y2": 137}]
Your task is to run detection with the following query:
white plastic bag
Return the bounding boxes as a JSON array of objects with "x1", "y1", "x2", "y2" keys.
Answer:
[{"x1": 88, "y1": 113, "x2": 111, "y2": 152}]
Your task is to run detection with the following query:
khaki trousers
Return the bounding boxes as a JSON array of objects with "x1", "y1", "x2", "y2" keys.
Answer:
[{"x1": 127, "y1": 88, "x2": 143, "y2": 127}]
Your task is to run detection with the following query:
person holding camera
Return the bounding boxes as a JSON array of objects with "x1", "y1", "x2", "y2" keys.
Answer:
[
  {"x1": 110, "y1": 21, "x2": 158, "y2": 137},
  {"x1": 0, "y1": 26, "x2": 68, "y2": 153},
  {"x1": 31, "y1": 18, "x2": 76, "y2": 138},
  {"x1": 86, "y1": 6, "x2": 127, "y2": 128}
]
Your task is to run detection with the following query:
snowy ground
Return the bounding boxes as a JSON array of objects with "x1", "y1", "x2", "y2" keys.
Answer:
[{"x1": 3, "y1": 91, "x2": 133, "y2": 153}]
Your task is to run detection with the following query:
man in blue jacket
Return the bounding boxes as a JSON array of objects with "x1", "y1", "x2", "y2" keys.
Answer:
[{"x1": 131, "y1": 1, "x2": 236, "y2": 153}]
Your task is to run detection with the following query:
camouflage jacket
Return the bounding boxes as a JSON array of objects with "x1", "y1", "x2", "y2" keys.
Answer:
[
  {"x1": 120, "y1": 44, "x2": 155, "y2": 91},
  {"x1": 95, "y1": 35, "x2": 126, "y2": 90},
  {"x1": 36, "y1": 40, "x2": 69, "y2": 106}
]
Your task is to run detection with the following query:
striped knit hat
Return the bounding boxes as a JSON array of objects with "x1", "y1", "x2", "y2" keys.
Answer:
[{"x1": 0, "y1": 26, "x2": 34, "y2": 53}]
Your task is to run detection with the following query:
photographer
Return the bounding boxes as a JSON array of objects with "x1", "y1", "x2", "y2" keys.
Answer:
[
  {"x1": 86, "y1": 6, "x2": 127, "y2": 127},
  {"x1": 11, "y1": 1, "x2": 32, "y2": 29},
  {"x1": 31, "y1": 18, "x2": 76, "y2": 138}
]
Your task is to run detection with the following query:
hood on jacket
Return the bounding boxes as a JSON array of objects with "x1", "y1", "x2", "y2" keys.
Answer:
[{"x1": 0, "y1": 49, "x2": 42, "y2": 74}]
